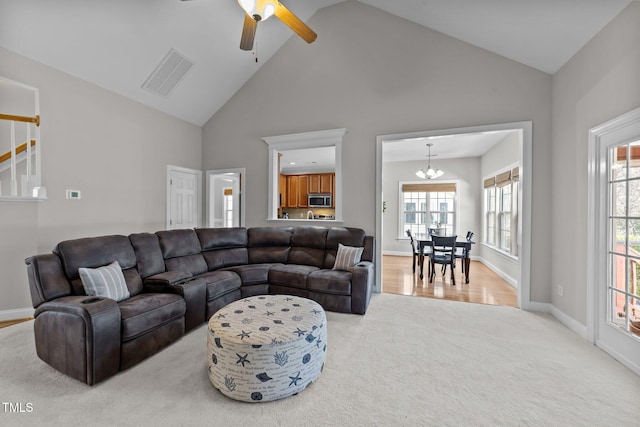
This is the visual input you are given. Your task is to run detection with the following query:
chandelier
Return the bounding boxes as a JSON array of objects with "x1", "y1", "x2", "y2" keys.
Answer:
[{"x1": 416, "y1": 143, "x2": 443, "y2": 179}]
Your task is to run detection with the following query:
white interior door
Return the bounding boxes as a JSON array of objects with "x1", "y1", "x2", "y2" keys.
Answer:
[{"x1": 167, "y1": 165, "x2": 201, "y2": 229}]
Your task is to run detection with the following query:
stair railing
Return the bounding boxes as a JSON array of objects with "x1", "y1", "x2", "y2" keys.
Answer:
[{"x1": 0, "y1": 75, "x2": 44, "y2": 199}]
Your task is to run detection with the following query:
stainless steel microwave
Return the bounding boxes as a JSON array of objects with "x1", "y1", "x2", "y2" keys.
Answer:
[{"x1": 308, "y1": 193, "x2": 332, "y2": 207}]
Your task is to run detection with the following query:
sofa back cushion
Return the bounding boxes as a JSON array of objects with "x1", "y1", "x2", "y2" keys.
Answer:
[
  {"x1": 129, "y1": 233, "x2": 166, "y2": 278},
  {"x1": 196, "y1": 227, "x2": 248, "y2": 270},
  {"x1": 25, "y1": 254, "x2": 73, "y2": 308},
  {"x1": 156, "y1": 229, "x2": 207, "y2": 275},
  {"x1": 248, "y1": 227, "x2": 292, "y2": 264},
  {"x1": 288, "y1": 227, "x2": 328, "y2": 268},
  {"x1": 54, "y1": 235, "x2": 143, "y2": 296},
  {"x1": 323, "y1": 227, "x2": 366, "y2": 269}
]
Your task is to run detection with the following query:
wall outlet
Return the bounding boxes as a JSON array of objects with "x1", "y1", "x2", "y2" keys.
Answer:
[{"x1": 557, "y1": 285, "x2": 563, "y2": 297}]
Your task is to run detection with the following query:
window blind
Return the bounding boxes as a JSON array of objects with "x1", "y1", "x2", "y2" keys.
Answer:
[
  {"x1": 496, "y1": 170, "x2": 511, "y2": 187},
  {"x1": 483, "y1": 177, "x2": 496, "y2": 188},
  {"x1": 401, "y1": 183, "x2": 456, "y2": 193}
]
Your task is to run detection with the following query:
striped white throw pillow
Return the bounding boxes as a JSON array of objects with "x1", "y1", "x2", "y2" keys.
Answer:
[
  {"x1": 333, "y1": 243, "x2": 364, "y2": 271},
  {"x1": 79, "y1": 261, "x2": 130, "y2": 302}
]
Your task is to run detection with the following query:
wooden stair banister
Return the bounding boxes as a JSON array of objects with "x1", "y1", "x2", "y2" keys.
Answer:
[
  {"x1": 0, "y1": 139, "x2": 36, "y2": 164},
  {"x1": 0, "y1": 113, "x2": 40, "y2": 127}
]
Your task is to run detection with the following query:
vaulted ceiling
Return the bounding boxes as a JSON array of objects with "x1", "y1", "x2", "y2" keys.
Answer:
[{"x1": 0, "y1": 0, "x2": 633, "y2": 126}]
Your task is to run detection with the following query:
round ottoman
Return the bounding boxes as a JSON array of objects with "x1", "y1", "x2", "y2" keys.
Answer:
[{"x1": 207, "y1": 295, "x2": 327, "y2": 402}]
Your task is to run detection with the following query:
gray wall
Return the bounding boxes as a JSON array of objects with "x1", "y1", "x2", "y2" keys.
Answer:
[
  {"x1": 382, "y1": 157, "x2": 481, "y2": 255},
  {"x1": 551, "y1": 2, "x2": 640, "y2": 324},
  {"x1": 0, "y1": 47, "x2": 202, "y2": 315},
  {"x1": 202, "y1": 1, "x2": 553, "y2": 303}
]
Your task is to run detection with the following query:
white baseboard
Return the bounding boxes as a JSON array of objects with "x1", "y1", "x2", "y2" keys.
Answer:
[
  {"x1": 383, "y1": 251, "x2": 412, "y2": 257},
  {"x1": 0, "y1": 308, "x2": 34, "y2": 322},
  {"x1": 595, "y1": 340, "x2": 640, "y2": 376},
  {"x1": 526, "y1": 301, "x2": 588, "y2": 340},
  {"x1": 475, "y1": 257, "x2": 517, "y2": 288}
]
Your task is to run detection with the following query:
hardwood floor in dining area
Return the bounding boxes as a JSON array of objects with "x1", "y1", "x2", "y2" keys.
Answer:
[{"x1": 382, "y1": 255, "x2": 518, "y2": 307}]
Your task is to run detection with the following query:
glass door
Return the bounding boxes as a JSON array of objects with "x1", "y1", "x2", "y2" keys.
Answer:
[
  {"x1": 608, "y1": 141, "x2": 640, "y2": 337},
  {"x1": 590, "y1": 109, "x2": 640, "y2": 375}
]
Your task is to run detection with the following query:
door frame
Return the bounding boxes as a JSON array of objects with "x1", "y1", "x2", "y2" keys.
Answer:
[
  {"x1": 166, "y1": 165, "x2": 202, "y2": 230},
  {"x1": 376, "y1": 121, "x2": 532, "y2": 309},
  {"x1": 587, "y1": 107, "x2": 640, "y2": 375},
  {"x1": 205, "y1": 168, "x2": 246, "y2": 227}
]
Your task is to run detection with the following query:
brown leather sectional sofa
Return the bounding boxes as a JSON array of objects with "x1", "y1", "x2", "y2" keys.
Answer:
[{"x1": 25, "y1": 226, "x2": 375, "y2": 385}]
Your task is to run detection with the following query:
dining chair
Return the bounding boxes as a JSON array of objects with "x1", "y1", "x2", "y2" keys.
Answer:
[
  {"x1": 429, "y1": 235, "x2": 457, "y2": 285},
  {"x1": 454, "y1": 231, "x2": 474, "y2": 276},
  {"x1": 406, "y1": 230, "x2": 422, "y2": 273},
  {"x1": 406, "y1": 230, "x2": 432, "y2": 274}
]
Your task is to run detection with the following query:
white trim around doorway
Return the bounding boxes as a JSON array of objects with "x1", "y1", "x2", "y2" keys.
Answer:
[{"x1": 375, "y1": 121, "x2": 532, "y2": 310}]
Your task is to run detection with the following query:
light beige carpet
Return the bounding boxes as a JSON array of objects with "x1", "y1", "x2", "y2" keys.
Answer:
[{"x1": 1, "y1": 293, "x2": 639, "y2": 426}]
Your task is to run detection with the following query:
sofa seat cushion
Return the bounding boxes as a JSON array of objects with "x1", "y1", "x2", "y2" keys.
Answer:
[
  {"x1": 195, "y1": 270, "x2": 242, "y2": 300},
  {"x1": 269, "y1": 264, "x2": 319, "y2": 290},
  {"x1": 118, "y1": 293, "x2": 186, "y2": 342},
  {"x1": 307, "y1": 269, "x2": 352, "y2": 296},
  {"x1": 224, "y1": 263, "x2": 278, "y2": 286}
]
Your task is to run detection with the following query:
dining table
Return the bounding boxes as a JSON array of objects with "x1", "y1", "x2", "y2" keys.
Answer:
[{"x1": 418, "y1": 238, "x2": 475, "y2": 283}]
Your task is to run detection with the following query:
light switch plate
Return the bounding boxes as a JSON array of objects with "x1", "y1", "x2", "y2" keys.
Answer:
[{"x1": 66, "y1": 189, "x2": 81, "y2": 200}]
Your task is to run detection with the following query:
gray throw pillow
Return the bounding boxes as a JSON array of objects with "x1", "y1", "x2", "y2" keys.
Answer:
[
  {"x1": 79, "y1": 261, "x2": 130, "y2": 302},
  {"x1": 333, "y1": 243, "x2": 364, "y2": 271}
]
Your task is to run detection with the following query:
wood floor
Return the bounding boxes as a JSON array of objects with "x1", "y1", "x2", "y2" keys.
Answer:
[
  {"x1": 0, "y1": 318, "x2": 31, "y2": 329},
  {"x1": 382, "y1": 255, "x2": 518, "y2": 308}
]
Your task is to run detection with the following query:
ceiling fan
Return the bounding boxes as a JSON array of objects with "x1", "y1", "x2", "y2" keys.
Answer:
[{"x1": 182, "y1": 0, "x2": 317, "y2": 51}]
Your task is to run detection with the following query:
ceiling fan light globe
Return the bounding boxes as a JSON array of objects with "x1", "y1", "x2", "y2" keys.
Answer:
[
  {"x1": 238, "y1": 0, "x2": 277, "y2": 21},
  {"x1": 238, "y1": 0, "x2": 256, "y2": 15},
  {"x1": 262, "y1": 2, "x2": 276, "y2": 20},
  {"x1": 416, "y1": 170, "x2": 426, "y2": 179}
]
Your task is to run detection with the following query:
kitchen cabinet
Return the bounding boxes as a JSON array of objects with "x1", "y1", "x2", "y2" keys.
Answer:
[
  {"x1": 298, "y1": 175, "x2": 309, "y2": 208},
  {"x1": 309, "y1": 174, "x2": 321, "y2": 194},
  {"x1": 283, "y1": 173, "x2": 334, "y2": 208},
  {"x1": 286, "y1": 175, "x2": 299, "y2": 207},
  {"x1": 279, "y1": 174, "x2": 286, "y2": 208},
  {"x1": 308, "y1": 173, "x2": 333, "y2": 194},
  {"x1": 320, "y1": 173, "x2": 333, "y2": 193}
]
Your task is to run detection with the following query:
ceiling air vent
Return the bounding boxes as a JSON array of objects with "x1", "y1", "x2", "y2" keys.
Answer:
[{"x1": 142, "y1": 48, "x2": 194, "y2": 98}]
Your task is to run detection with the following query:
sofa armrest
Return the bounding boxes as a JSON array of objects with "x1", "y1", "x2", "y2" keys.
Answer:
[
  {"x1": 350, "y1": 261, "x2": 374, "y2": 315},
  {"x1": 33, "y1": 296, "x2": 121, "y2": 385},
  {"x1": 144, "y1": 271, "x2": 193, "y2": 286},
  {"x1": 144, "y1": 275, "x2": 206, "y2": 331}
]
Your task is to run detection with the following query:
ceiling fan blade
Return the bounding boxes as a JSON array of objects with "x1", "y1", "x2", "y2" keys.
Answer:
[
  {"x1": 274, "y1": 3, "x2": 317, "y2": 44},
  {"x1": 240, "y1": 13, "x2": 258, "y2": 51}
]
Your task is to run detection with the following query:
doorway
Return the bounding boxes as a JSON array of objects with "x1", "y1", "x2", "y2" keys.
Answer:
[
  {"x1": 375, "y1": 121, "x2": 532, "y2": 309},
  {"x1": 588, "y1": 108, "x2": 640, "y2": 375},
  {"x1": 166, "y1": 165, "x2": 202, "y2": 229},
  {"x1": 205, "y1": 168, "x2": 245, "y2": 228}
]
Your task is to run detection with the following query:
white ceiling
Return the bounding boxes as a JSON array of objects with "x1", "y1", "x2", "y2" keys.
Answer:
[
  {"x1": 383, "y1": 130, "x2": 517, "y2": 163},
  {"x1": 0, "y1": 0, "x2": 633, "y2": 126},
  {"x1": 280, "y1": 146, "x2": 336, "y2": 174}
]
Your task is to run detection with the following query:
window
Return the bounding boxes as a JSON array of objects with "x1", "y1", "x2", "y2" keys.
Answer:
[
  {"x1": 608, "y1": 141, "x2": 640, "y2": 331},
  {"x1": 485, "y1": 185, "x2": 496, "y2": 246},
  {"x1": 484, "y1": 166, "x2": 519, "y2": 257},
  {"x1": 400, "y1": 182, "x2": 456, "y2": 240},
  {"x1": 223, "y1": 188, "x2": 234, "y2": 228},
  {"x1": 499, "y1": 184, "x2": 511, "y2": 251}
]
